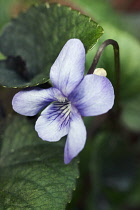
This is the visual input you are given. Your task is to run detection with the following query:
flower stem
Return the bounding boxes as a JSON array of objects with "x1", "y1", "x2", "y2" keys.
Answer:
[{"x1": 88, "y1": 39, "x2": 120, "y2": 111}]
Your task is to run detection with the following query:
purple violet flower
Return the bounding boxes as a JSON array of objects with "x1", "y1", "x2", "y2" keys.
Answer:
[{"x1": 12, "y1": 39, "x2": 114, "y2": 164}]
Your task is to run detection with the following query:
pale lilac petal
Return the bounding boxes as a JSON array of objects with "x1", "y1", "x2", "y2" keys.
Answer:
[
  {"x1": 64, "y1": 108, "x2": 86, "y2": 164},
  {"x1": 35, "y1": 103, "x2": 70, "y2": 141},
  {"x1": 12, "y1": 87, "x2": 63, "y2": 116},
  {"x1": 50, "y1": 39, "x2": 85, "y2": 96},
  {"x1": 69, "y1": 74, "x2": 114, "y2": 116}
]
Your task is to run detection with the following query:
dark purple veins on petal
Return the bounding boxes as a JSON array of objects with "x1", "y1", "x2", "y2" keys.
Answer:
[{"x1": 43, "y1": 100, "x2": 71, "y2": 129}]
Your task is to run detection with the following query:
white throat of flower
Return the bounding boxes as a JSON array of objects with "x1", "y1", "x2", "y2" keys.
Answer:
[{"x1": 53, "y1": 97, "x2": 71, "y2": 126}]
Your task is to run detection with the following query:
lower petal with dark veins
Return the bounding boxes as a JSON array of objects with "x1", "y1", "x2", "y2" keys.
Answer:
[{"x1": 35, "y1": 101, "x2": 71, "y2": 141}]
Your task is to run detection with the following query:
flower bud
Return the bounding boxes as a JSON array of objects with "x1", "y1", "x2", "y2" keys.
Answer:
[{"x1": 94, "y1": 68, "x2": 107, "y2": 77}]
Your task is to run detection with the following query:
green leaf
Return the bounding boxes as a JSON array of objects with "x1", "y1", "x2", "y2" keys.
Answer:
[
  {"x1": 127, "y1": 177, "x2": 140, "y2": 206},
  {"x1": 88, "y1": 132, "x2": 140, "y2": 210},
  {"x1": 71, "y1": 0, "x2": 122, "y2": 27},
  {"x1": 0, "y1": 3, "x2": 103, "y2": 88},
  {"x1": 121, "y1": 95, "x2": 140, "y2": 132},
  {"x1": 71, "y1": 0, "x2": 140, "y2": 40},
  {"x1": 0, "y1": 116, "x2": 79, "y2": 209},
  {"x1": 0, "y1": 58, "x2": 28, "y2": 87}
]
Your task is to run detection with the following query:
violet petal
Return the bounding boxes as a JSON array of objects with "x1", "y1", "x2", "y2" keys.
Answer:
[
  {"x1": 69, "y1": 74, "x2": 115, "y2": 116},
  {"x1": 35, "y1": 102, "x2": 70, "y2": 141},
  {"x1": 50, "y1": 39, "x2": 85, "y2": 96},
  {"x1": 12, "y1": 87, "x2": 63, "y2": 116},
  {"x1": 64, "y1": 108, "x2": 86, "y2": 164}
]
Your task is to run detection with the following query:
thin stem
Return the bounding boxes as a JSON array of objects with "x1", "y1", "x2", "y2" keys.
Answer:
[{"x1": 88, "y1": 39, "x2": 120, "y2": 111}]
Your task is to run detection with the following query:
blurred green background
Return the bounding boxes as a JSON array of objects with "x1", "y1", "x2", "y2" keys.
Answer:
[{"x1": 0, "y1": 0, "x2": 140, "y2": 209}]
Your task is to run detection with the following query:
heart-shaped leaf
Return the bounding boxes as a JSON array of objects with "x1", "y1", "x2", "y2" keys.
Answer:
[
  {"x1": 0, "y1": 116, "x2": 79, "y2": 209},
  {"x1": 0, "y1": 3, "x2": 103, "y2": 88}
]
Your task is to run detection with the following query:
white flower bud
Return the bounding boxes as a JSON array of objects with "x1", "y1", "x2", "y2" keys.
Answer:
[{"x1": 93, "y1": 68, "x2": 107, "y2": 77}]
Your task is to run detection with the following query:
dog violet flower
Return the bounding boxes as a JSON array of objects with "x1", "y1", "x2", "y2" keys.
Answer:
[{"x1": 12, "y1": 39, "x2": 114, "y2": 164}]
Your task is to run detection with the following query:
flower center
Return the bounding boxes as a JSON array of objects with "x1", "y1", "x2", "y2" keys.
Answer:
[
  {"x1": 51, "y1": 99, "x2": 71, "y2": 127},
  {"x1": 54, "y1": 100, "x2": 71, "y2": 117}
]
